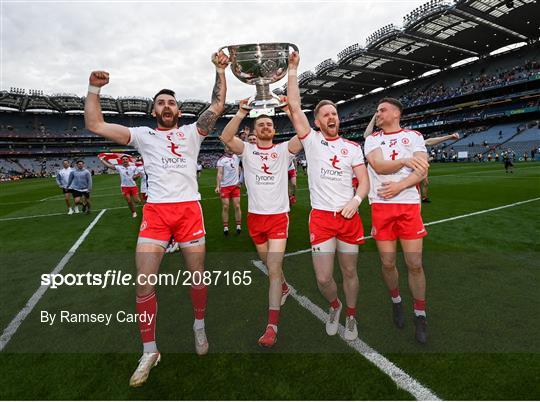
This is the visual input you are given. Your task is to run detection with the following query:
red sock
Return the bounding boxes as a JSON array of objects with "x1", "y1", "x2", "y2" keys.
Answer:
[
  {"x1": 281, "y1": 282, "x2": 289, "y2": 293},
  {"x1": 235, "y1": 221, "x2": 241, "y2": 226},
  {"x1": 346, "y1": 306, "x2": 356, "y2": 317},
  {"x1": 223, "y1": 222, "x2": 228, "y2": 228},
  {"x1": 330, "y1": 298, "x2": 341, "y2": 309},
  {"x1": 190, "y1": 284, "x2": 208, "y2": 320},
  {"x1": 268, "y1": 308, "x2": 280, "y2": 326},
  {"x1": 414, "y1": 299, "x2": 426, "y2": 314},
  {"x1": 136, "y1": 292, "x2": 157, "y2": 343},
  {"x1": 389, "y1": 288, "x2": 400, "y2": 298}
]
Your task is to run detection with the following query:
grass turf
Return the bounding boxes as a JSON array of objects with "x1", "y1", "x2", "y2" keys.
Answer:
[{"x1": 0, "y1": 161, "x2": 539, "y2": 399}]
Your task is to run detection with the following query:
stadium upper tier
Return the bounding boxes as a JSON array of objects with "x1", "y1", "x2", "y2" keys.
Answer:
[{"x1": 1, "y1": 0, "x2": 538, "y2": 115}]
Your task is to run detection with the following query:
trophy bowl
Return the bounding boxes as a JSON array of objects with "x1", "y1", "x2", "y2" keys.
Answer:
[{"x1": 219, "y1": 42, "x2": 299, "y2": 111}]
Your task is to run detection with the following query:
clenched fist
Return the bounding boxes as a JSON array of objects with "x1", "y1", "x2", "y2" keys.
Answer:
[
  {"x1": 288, "y1": 51, "x2": 300, "y2": 70},
  {"x1": 89, "y1": 71, "x2": 110, "y2": 87},
  {"x1": 212, "y1": 51, "x2": 229, "y2": 70}
]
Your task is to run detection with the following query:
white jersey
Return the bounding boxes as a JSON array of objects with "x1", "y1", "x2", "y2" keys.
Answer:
[
  {"x1": 128, "y1": 122, "x2": 205, "y2": 203},
  {"x1": 363, "y1": 129, "x2": 427, "y2": 204},
  {"x1": 240, "y1": 141, "x2": 295, "y2": 214},
  {"x1": 216, "y1": 154, "x2": 241, "y2": 187},
  {"x1": 56, "y1": 167, "x2": 73, "y2": 188},
  {"x1": 114, "y1": 165, "x2": 138, "y2": 187},
  {"x1": 300, "y1": 129, "x2": 365, "y2": 211},
  {"x1": 136, "y1": 165, "x2": 148, "y2": 193}
]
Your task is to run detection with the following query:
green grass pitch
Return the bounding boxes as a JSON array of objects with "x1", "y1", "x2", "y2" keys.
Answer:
[{"x1": 0, "y1": 161, "x2": 539, "y2": 400}]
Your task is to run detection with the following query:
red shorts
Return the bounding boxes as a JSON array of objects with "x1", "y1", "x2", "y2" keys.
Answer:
[
  {"x1": 247, "y1": 213, "x2": 289, "y2": 245},
  {"x1": 288, "y1": 169, "x2": 297, "y2": 180},
  {"x1": 139, "y1": 201, "x2": 205, "y2": 243},
  {"x1": 141, "y1": 192, "x2": 148, "y2": 201},
  {"x1": 370, "y1": 203, "x2": 427, "y2": 241},
  {"x1": 309, "y1": 209, "x2": 364, "y2": 246},
  {"x1": 121, "y1": 186, "x2": 139, "y2": 197},
  {"x1": 220, "y1": 185, "x2": 241, "y2": 199}
]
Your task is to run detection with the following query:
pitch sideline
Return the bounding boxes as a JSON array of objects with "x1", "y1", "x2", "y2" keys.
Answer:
[{"x1": 0, "y1": 209, "x2": 108, "y2": 351}]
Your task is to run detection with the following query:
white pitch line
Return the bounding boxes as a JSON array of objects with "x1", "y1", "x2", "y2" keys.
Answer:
[
  {"x1": 284, "y1": 196, "x2": 540, "y2": 258},
  {"x1": 0, "y1": 209, "x2": 107, "y2": 351},
  {"x1": 251, "y1": 260, "x2": 440, "y2": 401},
  {"x1": 0, "y1": 205, "x2": 135, "y2": 221}
]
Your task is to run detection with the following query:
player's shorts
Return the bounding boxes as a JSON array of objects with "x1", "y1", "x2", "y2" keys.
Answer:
[
  {"x1": 139, "y1": 201, "x2": 206, "y2": 245},
  {"x1": 220, "y1": 185, "x2": 241, "y2": 199},
  {"x1": 121, "y1": 186, "x2": 139, "y2": 197},
  {"x1": 309, "y1": 209, "x2": 364, "y2": 246},
  {"x1": 141, "y1": 192, "x2": 148, "y2": 201},
  {"x1": 61, "y1": 187, "x2": 71, "y2": 194},
  {"x1": 71, "y1": 190, "x2": 90, "y2": 198},
  {"x1": 504, "y1": 160, "x2": 514, "y2": 168},
  {"x1": 288, "y1": 169, "x2": 297, "y2": 180},
  {"x1": 247, "y1": 212, "x2": 289, "y2": 245},
  {"x1": 370, "y1": 203, "x2": 427, "y2": 241}
]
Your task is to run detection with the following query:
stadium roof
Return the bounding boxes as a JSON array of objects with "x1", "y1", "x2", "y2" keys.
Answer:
[{"x1": 1, "y1": 0, "x2": 538, "y2": 115}]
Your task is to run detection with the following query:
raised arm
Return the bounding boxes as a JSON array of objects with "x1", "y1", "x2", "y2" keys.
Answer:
[
  {"x1": 286, "y1": 52, "x2": 312, "y2": 138},
  {"x1": 280, "y1": 97, "x2": 304, "y2": 154},
  {"x1": 99, "y1": 158, "x2": 115, "y2": 170},
  {"x1": 84, "y1": 71, "x2": 131, "y2": 145},
  {"x1": 219, "y1": 99, "x2": 248, "y2": 155},
  {"x1": 363, "y1": 113, "x2": 377, "y2": 139},
  {"x1": 197, "y1": 51, "x2": 229, "y2": 136},
  {"x1": 424, "y1": 132, "x2": 460, "y2": 147}
]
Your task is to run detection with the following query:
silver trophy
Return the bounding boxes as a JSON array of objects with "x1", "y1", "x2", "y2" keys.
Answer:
[{"x1": 219, "y1": 43, "x2": 299, "y2": 114}]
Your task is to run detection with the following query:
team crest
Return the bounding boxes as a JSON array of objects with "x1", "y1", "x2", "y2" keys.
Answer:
[
  {"x1": 402, "y1": 138, "x2": 410, "y2": 145},
  {"x1": 271, "y1": 152, "x2": 278, "y2": 159},
  {"x1": 140, "y1": 221, "x2": 148, "y2": 231},
  {"x1": 341, "y1": 148, "x2": 348, "y2": 156}
]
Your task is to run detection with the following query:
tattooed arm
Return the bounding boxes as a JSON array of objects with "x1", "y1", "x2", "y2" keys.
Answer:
[{"x1": 197, "y1": 51, "x2": 229, "y2": 136}]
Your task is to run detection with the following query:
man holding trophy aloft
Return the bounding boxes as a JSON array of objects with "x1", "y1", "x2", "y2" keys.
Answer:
[
  {"x1": 219, "y1": 43, "x2": 302, "y2": 347},
  {"x1": 286, "y1": 51, "x2": 370, "y2": 341}
]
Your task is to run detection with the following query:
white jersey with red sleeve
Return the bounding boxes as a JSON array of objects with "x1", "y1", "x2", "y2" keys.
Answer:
[
  {"x1": 363, "y1": 128, "x2": 427, "y2": 204},
  {"x1": 216, "y1": 154, "x2": 241, "y2": 187},
  {"x1": 240, "y1": 141, "x2": 295, "y2": 214},
  {"x1": 114, "y1": 165, "x2": 138, "y2": 187},
  {"x1": 128, "y1": 122, "x2": 205, "y2": 203},
  {"x1": 300, "y1": 128, "x2": 365, "y2": 211}
]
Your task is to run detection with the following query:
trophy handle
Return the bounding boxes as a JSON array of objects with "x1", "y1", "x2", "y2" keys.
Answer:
[
  {"x1": 216, "y1": 46, "x2": 231, "y2": 64},
  {"x1": 288, "y1": 43, "x2": 299, "y2": 53}
]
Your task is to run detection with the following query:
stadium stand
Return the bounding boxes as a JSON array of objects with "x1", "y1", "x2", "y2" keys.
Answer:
[{"x1": 1, "y1": 0, "x2": 539, "y2": 179}]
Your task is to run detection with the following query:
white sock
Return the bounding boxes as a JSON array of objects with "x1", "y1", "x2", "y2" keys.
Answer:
[
  {"x1": 414, "y1": 309, "x2": 426, "y2": 317},
  {"x1": 74, "y1": 206, "x2": 79, "y2": 212},
  {"x1": 223, "y1": 226, "x2": 229, "y2": 232},
  {"x1": 236, "y1": 224, "x2": 241, "y2": 230},
  {"x1": 392, "y1": 295, "x2": 402, "y2": 304},
  {"x1": 193, "y1": 319, "x2": 205, "y2": 330},
  {"x1": 268, "y1": 324, "x2": 278, "y2": 333},
  {"x1": 143, "y1": 341, "x2": 158, "y2": 353}
]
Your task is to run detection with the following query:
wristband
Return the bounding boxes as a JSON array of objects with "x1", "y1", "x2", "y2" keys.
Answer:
[
  {"x1": 353, "y1": 195, "x2": 363, "y2": 204},
  {"x1": 216, "y1": 68, "x2": 225, "y2": 73},
  {"x1": 88, "y1": 85, "x2": 101, "y2": 95}
]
